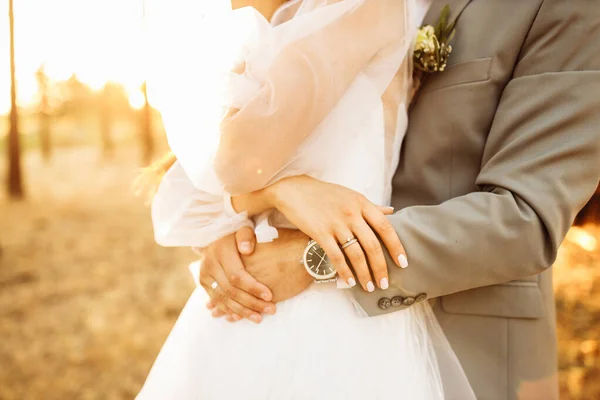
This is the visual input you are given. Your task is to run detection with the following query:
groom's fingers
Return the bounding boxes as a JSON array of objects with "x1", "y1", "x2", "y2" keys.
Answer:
[
  {"x1": 235, "y1": 226, "x2": 256, "y2": 255},
  {"x1": 208, "y1": 263, "x2": 275, "y2": 316},
  {"x1": 210, "y1": 282, "x2": 263, "y2": 323},
  {"x1": 219, "y1": 251, "x2": 273, "y2": 302},
  {"x1": 210, "y1": 308, "x2": 227, "y2": 318},
  {"x1": 205, "y1": 279, "x2": 262, "y2": 323}
]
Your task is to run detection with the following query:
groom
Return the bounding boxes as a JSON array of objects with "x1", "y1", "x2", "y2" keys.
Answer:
[{"x1": 197, "y1": 1, "x2": 600, "y2": 399}]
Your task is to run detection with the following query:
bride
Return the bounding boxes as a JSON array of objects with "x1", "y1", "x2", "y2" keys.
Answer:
[{"x1": 137, "y1": 0, "x2": 475, "y2": 399}]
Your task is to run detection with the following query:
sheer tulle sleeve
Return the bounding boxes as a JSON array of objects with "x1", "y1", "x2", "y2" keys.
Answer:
[
  {"x1": 214, "y1": 0, "x2": 412, "y2": 195},
  {"x1": 151, "y1": 162, "x2": 254, "y2": 248},
  {"x1": 147, "y1": 0, "x2": 413, "y2": 248}
]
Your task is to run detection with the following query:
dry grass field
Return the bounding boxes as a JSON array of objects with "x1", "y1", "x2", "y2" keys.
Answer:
[{"x1": 0, "y1": 147, "x2": 598, "y2": 399}]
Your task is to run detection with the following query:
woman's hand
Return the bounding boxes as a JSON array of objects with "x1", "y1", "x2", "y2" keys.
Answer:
[{"x1": 264, "y1": 175, "x2": 408, "y2": 292}]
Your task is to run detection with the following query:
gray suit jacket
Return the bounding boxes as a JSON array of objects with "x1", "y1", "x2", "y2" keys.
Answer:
[{"x1": 352, "y1": 1, "x2": 600, "y2": 399}]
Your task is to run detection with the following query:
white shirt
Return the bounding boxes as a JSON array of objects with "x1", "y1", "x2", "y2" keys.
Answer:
[{"x1": 416, "y1": 0, "x2": 433, "y2": 27}]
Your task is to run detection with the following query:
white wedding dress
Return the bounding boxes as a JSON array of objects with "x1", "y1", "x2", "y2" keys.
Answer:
[{"x1": 138, "y1": 1, "x2": 475, "y2": 399}]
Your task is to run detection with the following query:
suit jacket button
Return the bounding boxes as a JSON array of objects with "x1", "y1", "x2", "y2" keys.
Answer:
[
  {"x1": 378, "y1": 298, "x2": 391, "y2": 310},
  {"x1": 402, "y1": 297, "x2": 415, "y2": 306},
  {"x1": 391, "y1": 296, "x2": 404, "y2": 307},
  {"x1": 415, "y1": 293, "x2": 428, "y2": 303}
]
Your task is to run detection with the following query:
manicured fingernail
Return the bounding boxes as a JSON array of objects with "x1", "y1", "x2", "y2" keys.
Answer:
[
  {"x1": 367, "y1": 281, "x2": 375, "y2": 292},
  {"x1": 387, "y1": 206, "x2": 395, "y2": 211},
  {"x1": 261, "y1": 293, "x2": 270, "y2": 301},
  {"x1": 398, "y1": 254, "x2": 409, "y2": 268},
  {"x1": 347, "y1": 277, "x2": 356, "y2": 287},
  {"x1": 264, "y1": 306, "x2": 275, "y2": 315},
  {"x1": 239, "y1": 241, "x2": 252, "y2": 253},
  {"x1": 250, "y1": 314, "x2": 261, "y2": 323},
  {"x1": 380, "y1": 278, "x2": 389, "y2": 290}
]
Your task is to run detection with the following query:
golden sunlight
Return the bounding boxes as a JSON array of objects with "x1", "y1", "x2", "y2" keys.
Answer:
[
  {"x1": 0, "y1": 0, "x2": 286, "y2": 116},
  {"x1": 0, "y1": 0, "x2": 145, "y2": 114},
  {"x1": 128, "y1": 89, "x2": 146, "y2": 110},
  {"x1": 566, "y1": 226, "x2": 598, "y2": 252}
]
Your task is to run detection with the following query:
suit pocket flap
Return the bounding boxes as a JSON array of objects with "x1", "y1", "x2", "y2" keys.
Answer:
[
  {"x1": 422, "y1": 57, "x2": 493, "y2": 94},
  {"x1": 441, "y1": 283, "x2": 546, "y2": 319}
]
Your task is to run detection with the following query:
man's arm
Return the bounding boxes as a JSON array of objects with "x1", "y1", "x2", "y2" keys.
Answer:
[{"x1": 354, "y1": 0, "x2": 600, "y2": 316}]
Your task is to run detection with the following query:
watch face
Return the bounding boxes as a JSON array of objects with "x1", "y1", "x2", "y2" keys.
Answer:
[{"x1": 303, "y1": 241, "x2": 336, "y2": 280}]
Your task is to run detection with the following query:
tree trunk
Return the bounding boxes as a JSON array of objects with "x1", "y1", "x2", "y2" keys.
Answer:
[
  {"x1": 140, "y1": 81, "x2": 154, "y2": 165},
  {"x1": 140, "y1": 0, "x2": 154, "y2": 165},
  {"x1": 99, "y1": 92, "x2": 114, "y2": 160},
  {"x1": 39, "y1": 112, "x2": 51, "y2": 162},
  {"x1": 7, "y1": 0, "x2": 24, "y2": 199},
  {"x1": 36, "y1": 66, "x2": 52, "y2": 163}
]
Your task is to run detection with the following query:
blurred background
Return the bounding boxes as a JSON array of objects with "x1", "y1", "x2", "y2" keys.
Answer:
[{"x1": 0, "y1": 0, "x2": 598, "y2": 399}]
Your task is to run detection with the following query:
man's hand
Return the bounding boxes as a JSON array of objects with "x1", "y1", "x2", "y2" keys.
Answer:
[
  {"x1": 202, "y1": 228, "x2": 313, "y2": 322},
  {"x1": 242, "y1": 229, "x2": 313, "y2": 303},
  {"x1": 202, "y1": 175, "x2": 409, "y2": 321},
  {"x1": 198, "y1": 229, "x2": 276, "y2": 323}
]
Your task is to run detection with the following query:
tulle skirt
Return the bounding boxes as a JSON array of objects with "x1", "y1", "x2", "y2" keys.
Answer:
[{"x1": 137, "y1": 283, "x2": 475, "y2": 400}]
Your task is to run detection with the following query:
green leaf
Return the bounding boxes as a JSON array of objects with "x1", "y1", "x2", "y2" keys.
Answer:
[
  {"x1": 439, "y1": 5, "x2": 450, "y2": 28},
  {"x1": 447, "y1": 27, "x2": 456, "y2": 43},
  {"x1": 445, "y1": 19, "x2": 457, "y2": 36}
]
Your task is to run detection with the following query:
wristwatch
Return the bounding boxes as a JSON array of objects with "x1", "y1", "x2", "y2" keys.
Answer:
[{"x1": 301, "y1": 239, "x2": 337, "y2": 284}]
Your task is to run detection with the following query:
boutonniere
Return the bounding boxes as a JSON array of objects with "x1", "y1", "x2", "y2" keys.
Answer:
[{"x1": 411, "y1": 5, "x2": 456, "y2": 98}]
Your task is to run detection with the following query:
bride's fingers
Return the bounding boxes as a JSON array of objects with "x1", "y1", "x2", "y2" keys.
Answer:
[
  {"x1": 319, "y1": 236, "x2": 356, "y2": 287},
  {"x1": 363, "y1": 205, "x2": 408, "y2": 268},
  {"x1": 351, "y1": 220, "x2": 388, "y2": 290},
  {"x1": 340, "y1": 235, "x2": 373, "y2": 292},
  {"x1": 376, "y1": 205, "x2": 395, "y2": 215}
]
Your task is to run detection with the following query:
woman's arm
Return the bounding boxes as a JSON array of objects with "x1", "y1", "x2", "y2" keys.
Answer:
[
  {"x1": 270, "y1": 0, "x2": 302, "y2": 26},
  {"x1": 215, "y1": 0, "x2": 408, "y2": 194},
  {"x1": 230, "y1": 187, "x2": 274, "y2": 217}
]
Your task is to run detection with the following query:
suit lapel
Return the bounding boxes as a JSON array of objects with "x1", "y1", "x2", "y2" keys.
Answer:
[
  {"x1": 422, "y1": 0, "x2": 472, "y2": 28},
  {"x1": 409, "y1": 0, "x2": 472, "y2": 110}
]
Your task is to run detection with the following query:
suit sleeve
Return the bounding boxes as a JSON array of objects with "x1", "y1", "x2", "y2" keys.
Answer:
[{"x1": 353, "y1": 0, "x2": 600, "y2": 316}]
